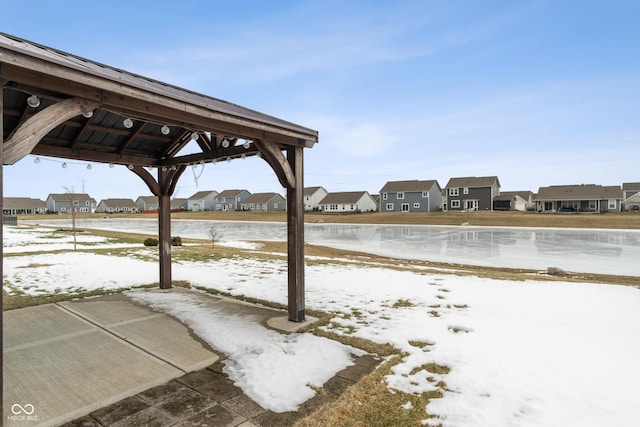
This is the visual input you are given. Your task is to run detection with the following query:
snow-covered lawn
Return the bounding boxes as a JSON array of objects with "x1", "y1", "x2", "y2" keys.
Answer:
[{"x1": 3, "y1": 225, "x2": 639, "y2": 426}]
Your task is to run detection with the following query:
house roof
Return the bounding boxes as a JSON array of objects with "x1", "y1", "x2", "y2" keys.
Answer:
[
  {"x1": 319, "y1": 191, "x2": 371, "y2": 204},
  {"x1": 188, "y1": 190, "x2": 218, "y2": 199},
  {"x1": 624, "y1": 193, "x2": 640, "y2": 203},
  {"x1": 98, "y1": 198, "x2": 137, "y2": 208},
  {"x1": 445, "y1": 176, "x2": 500, "y2": 189},
  {"x1": 171, "y1": 198, "x2": 188, "y2": 209},
  {"x1": 1, "y1": 32, "x2": 318, "y2": 169},
  {"x1": 3, "y1": 197, "x2": 46, "y2": 209},
  {"x1": 495, "y1": 191, "x2": 532, "y2": 201},
  {"x1": 136, "y1": 196, "x2": 157, "y2": 203},
  {"x1": 241, "y1": 192, "x2": 284, "y2": 204},
  {"x1": 622, "y1": 182, "x2": 640, "y2": 192},
  {"x1": 47, "y1": 193, "x2": 93, "y2": 202},
  {"x1": 535, "y1": 184, "x2": 623, "y2": 201},
  {"x1": 379, "y1": 180, "x2": 440, "y2": 193},
  {"x1": 217, "y1": 189, "x2": 249, "y2": 198},
  {"x1": 303, "y1": 186, "x2": 326, "y2": 196}
]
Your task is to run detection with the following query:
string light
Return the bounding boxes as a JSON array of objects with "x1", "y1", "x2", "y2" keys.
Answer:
[
  {"x1": 82, "y1": 111, "x2": 94, "y2": 118},
  {"x1": 34, "y1": 157, "x2": 41, "y2": 164},
  {"x1": 27, "y1": 95, "x2": 41, "y2": 108},
  {"x1": 123, "y1": 118, "x2": 134, "y2": 129},
  {"x1": 191, "y1": 132, "x2": 199, "y2": 141},
  {"x1": 221, "y1": 138, "x2": 230, "y2": 148},
  {"x1": 161, "y1": 125, "x2": 171, "y2": 135},
  {"x1": 243, "y1": 140, "x2": 251, "y2": 149}
]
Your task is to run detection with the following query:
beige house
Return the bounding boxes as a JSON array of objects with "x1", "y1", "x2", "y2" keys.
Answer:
[
  {"x1": 622, "y1": 182, "x2": 640, "y2": 210},
  {"x1": 3, "y1": 197, "x2": 47, "y2": 215},
  {"x1": 318, "y1": 191, "x2": 377, "y2": 213},
  {"x1": 534, "y1": 184, "x2": 623, "y2": 213}
]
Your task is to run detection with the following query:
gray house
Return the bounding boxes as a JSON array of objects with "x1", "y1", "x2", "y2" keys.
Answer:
[
  {"x1": 534, "y1": 184, "x2": 623, "y2": 213},
  {"x1": 240, "y1": 192, "x2": 286, "y2": 211},
  {"x1": 303, "y1": 186, "x2": 328, "y2": 211},
  {"x1": 96, "y1": 198, "x2": 139, "y2": 213},
  {"x1": 3, "y1": 197, "x2": 47, "y2": 215},
  {"x1": 187, "y1": 190, "x2": 218, "y2": 211},
  {"x1": 136, "y1": 196, "x2": 158, "y2": 212},
  {"x1": 215, "y1": 189, "x2": 251, "y2": 211},
  {"x1": 444, "y1": 176, "x2": 500, "y2": 211},
  {"x1": 379, "y1": 180, "x2": 442, "y2": 212},
  {"x1": 46, "y1": 193, "x2": 96, "y2": 214},
  {"x1": 622, "y1": 182, "x2": 640, "y2": 210},
  {"x1": 171, "y1": 198, "x2": 188, "y2": 211}
]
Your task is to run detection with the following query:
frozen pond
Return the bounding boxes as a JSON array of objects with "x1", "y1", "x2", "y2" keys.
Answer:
[{"x1": 20, "y1": 218, "x2": 640, "y2": 277}]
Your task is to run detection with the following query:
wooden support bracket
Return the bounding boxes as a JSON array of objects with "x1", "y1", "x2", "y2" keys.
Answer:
[{"x1": 3, "y1": 97, "x2": 99, "y2": 165}]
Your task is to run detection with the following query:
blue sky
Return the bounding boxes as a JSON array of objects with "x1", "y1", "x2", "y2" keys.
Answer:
[{"x1": 3, "y1": 0, "x2": 639, "y2": 202}]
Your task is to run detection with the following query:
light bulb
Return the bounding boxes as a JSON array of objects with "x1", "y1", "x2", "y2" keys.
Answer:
[
  {"x1": 128, "y1": 164, "x2": 134, "y2": 170},
  {"x1": 221, "y1": 138, "x2": 230, "y2": 148},
  {"x1": 123, "y1": 118, "x2": 134, "y2": 129},
  {"x1": 27, "y1": 95, "x2": 40, "y2": 108},
  {"x1": 191, "y1": 132, "x2": 199, "y2": 141},
  {"x1": 86, "y1": 164, "x2": 92, "y2": 170},
  {"x1": 109, "y1": 163, "x2": 114, "y2": 168},
  {"x1": 62, "y1": 162, "x2": 68, "y2": 168},
  {"x1": 82, "y1": 111, "x2": 93, "y2": 118},
  {"x1": 161, "y1": 125, "x2": 170, "y2": 135},
  {"x1": 243, "y1": 140, "x2": 251, "y2": 149},
  {"x1": 34, "y1": 157, "x2": 41, "y2": 164}
]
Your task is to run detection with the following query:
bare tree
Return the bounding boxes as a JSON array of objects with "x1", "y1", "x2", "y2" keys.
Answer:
[{"x1": 208, "y1": 226, "x2": 219, "y2": 247}]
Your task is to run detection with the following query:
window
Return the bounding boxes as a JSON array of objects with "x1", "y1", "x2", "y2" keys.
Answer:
[
  {"x1": 397, "y1": 192, "x2": 405, "y2": 199},
  {"x1": 449, "y1": 188, "x2": 459, "y2": 196},
  {"x1": 608, "y1": 199, "x2": 616, "y2": 209},
  {"x1": 413, "y1": 203, "x2": 420, "y2": 209},
  {"x1": 463, "y1": 187, "x2": 469, "y2": 195},
  {"x1": 382, "y1": 193, "x2": 388, "y2": 200},
  {"x1": 401, "y1": 203, "x2": 410, "y2": 212},
  {"x1": 422, "y1": 191, "x2": 429, "y2": 198},
  {"x1": 385, "y1": 203, "x2": 394, "y2": 211},
  {"x1": 273, "y1": 203, "x2": 278, "y2": 209},
  {"x1": 451, "y1": 200, "x2": 461, "y2": 208}
]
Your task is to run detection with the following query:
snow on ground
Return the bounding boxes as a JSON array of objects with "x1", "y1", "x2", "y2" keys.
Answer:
[
  {"x1": 4, "y1": 225, "x2": 640, "y2": 426},
  {"x1": 2, "y1": 225, "x2": 139, "y2": 253},
  {"x1": 127, "y1": 290, "x2": 361, "y2": 412}
]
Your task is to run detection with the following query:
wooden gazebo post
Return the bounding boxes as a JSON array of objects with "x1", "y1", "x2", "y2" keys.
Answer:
[
  {"x1": 130, "y1": 165, "x2": 186, "y2": 289},
  {"x1": 287, "y1": 145, "x2": 305, "y2": 322}
]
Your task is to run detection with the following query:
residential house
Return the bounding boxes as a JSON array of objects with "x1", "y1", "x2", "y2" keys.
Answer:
[
  {"x1": 493, "y1": 191, "x2": 533, "y2": 211},
  {"x1": 3, "y1": 197, "x2": 47, "y2": 215},
  {"x1": 303, "y1": 186, "x2": 328, "y2": 211},
  {"x1": 46, "y1": 193, "x2": 96, "y2": 214},
  {"x1": 444, "y1": 176, "x2": 501, "y2": 211},
  {"x1": 215, "y1": 189, "x2": 251, "y2": 211},
  {"x1": 534, "y1": 184, "x2": 623, "y2": 213},
  {"x1": 136, "y1": 196, "x2": 158, "y2": 212},
  {"x1": 171, "y1": 198, "x2": 188, "y2": 211},
  {"x1": 379, "y1": 179, "x2": 442, "y2": 212},
  {"x1": 240, "y1": 192, "x2": 286, "y2": 211},
  {"x1": 622, "y1": 182, "x2": 640, "y2": 210},
  {"x1": 186, "y1": 190, "x2": 218, "y2": 211},
  {"x1": 318, "y1": 191, "x2": 377, "y2": 213},
  {"x1": 96, "y1": 198, "x2": 139, "y2": 213}
]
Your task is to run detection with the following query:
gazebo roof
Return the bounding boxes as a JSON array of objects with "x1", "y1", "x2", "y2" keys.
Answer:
[{"x1": 1, "y1": 32, "x2": 318, "y2": 168}]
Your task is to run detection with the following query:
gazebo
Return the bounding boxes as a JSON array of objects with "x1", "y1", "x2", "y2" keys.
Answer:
[{"x1": 0, "y1": 32, "x2": 318, "y2": 323}]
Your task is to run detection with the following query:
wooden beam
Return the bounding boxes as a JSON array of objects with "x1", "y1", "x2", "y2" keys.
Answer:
[
  {"x1": 254, "y1": 138, "x2": 295, "y2": 189},
  {"x1": 3, "y1": 97, "x2": 99, "y2": 164},
  {"x1": 286, "y1": 145, "x2": 305, "y2": 322},
  {"x1": 0, "y1": 73, "x2": 5, "y2": 415}
]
